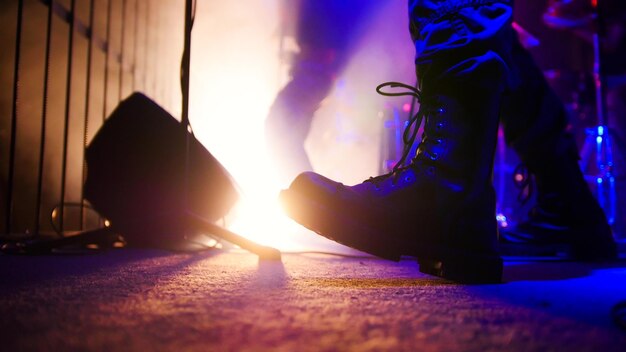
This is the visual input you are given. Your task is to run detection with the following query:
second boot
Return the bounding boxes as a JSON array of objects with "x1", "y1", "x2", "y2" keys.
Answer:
[{"x1": 498, "y1": 34, "x2": 617, "y2": 260}]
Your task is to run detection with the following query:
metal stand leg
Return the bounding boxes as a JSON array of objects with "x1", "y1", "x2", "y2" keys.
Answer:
[
  {"x1": 580, "y1": 126, "x2": 617, "y2": 227},
  {"x1": 580, "y1": 0, "x2": 619, "y2": 230}
]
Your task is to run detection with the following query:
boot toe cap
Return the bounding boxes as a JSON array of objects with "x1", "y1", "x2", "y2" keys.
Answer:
[{"x1": 287, "y1": 171, "x2": 343, "y2": 198}]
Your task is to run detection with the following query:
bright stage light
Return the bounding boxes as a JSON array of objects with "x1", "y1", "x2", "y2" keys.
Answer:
[{"x1": 183, "y1": 0, "x2": 413, "y2": 252}]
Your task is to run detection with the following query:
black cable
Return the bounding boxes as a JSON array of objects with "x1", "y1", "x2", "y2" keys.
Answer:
[
  {"x1": 6, "y1": 0, "x2": 24, "y2": 235},
  {"x1": 142, "y1": 0, "x2": 150, "y2": 92},
  {"x1": 131, "y1": 0, "x2": 139, "y2": 91},
  {"x1": 180, "y1": 0, "x2": 194, "y2": 128},
  {"x1": 118, "y1": 0, "x2": 127, "y2": 101},
  {"x1": 80, "y1": 0, "x2": 96, "y2": 231},
  {"x1": 59, "y1": 0, "x2": 77, "y2": 234},
  {"x1": 49, "y1": 202, "x2": 103, "y2": 236},
  {"x1": 102, "y1": 0, "x2": 113, "y2": 122},
  {"x1": 34, "y1": 0, "x2": 55, "y2": 237}
]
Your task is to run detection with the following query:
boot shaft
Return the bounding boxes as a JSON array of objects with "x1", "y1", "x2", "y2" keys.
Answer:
[
  {"x1": 406, "y1": 0, "x2": 514, "y2": 194},
  {"x1": 415, "y1": 54, "x2": 507, "y2": 197}
]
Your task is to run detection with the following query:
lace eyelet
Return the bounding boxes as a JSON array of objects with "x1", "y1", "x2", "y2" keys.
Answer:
[
  {"x1": 404, "y1": 175, "x2": 413, "y2": 183},
  {"x1": 430, "y1": 152, "x2": 439, "y2": 161},
  {"x1": 436, "y1": 122, "x2": 445, "y2": 130},
  {"x1": 437, "y1": 107, "x2": 445, "y2": 115}
]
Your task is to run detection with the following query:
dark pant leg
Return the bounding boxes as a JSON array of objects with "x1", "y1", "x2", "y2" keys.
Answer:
[
  {"x1": 265, "y1": 54, "x2": 337, "y2": 180},
  {"x1": 409, "y1": 0, "x2": 514, "y2": 88},
  {"x1": 500, "y1": 34, "x2": 580, "y2": 169}
]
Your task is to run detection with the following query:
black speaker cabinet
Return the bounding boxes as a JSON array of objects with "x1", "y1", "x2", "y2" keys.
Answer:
[{"x1": 84, "y1": 92, "x2": 239, "y2": 247}]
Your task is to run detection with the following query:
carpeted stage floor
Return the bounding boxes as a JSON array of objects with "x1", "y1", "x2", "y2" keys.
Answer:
[{"x1": 1, "y1": 248, "x2": 626, "y2": 351}]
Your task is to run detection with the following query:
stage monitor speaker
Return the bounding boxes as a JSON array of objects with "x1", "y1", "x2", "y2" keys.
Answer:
[{"x1": 84, "y1": 92, "x2": 239, "y2": 248}]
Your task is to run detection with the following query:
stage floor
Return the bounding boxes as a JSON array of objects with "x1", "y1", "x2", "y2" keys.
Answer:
[{"x1": 1, "y1": 248, "x2": 626, "y2": 351}]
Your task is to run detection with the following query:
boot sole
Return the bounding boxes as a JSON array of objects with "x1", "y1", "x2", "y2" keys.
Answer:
[
  {"x1": 416, "y1": 247, "x2": 503, "y2": 284},
  {"x1": 281, "y1": 188, "x2": 503, "y2": 284}
]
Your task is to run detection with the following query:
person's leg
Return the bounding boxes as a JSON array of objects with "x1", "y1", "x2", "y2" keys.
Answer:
[
  {"x1": 265, "y1": 48, "x2": 338, "y2": 181},
  {"x1": 265, "y1": 0, "x2": 376, "y2": 184},
  {"x1": 280, "y1": 0, "x2": 514, "y2": 283},
  {"x1": 499, "y1": 34, "x2": 617, "y2": 260}
]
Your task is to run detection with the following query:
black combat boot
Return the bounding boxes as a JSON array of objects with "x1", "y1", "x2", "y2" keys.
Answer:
[
  {"x1": 499, "y1": 155, "x2": 617, "y2": 260},
  {"x1": 280, "y1": 57, "x2": 507, "y2": 283},
  {"x1": 498, "y1": 32, "x2": 617, "y2": 261}
]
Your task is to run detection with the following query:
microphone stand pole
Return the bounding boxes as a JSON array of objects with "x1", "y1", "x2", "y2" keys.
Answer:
[
  {"x1": 588, "y1": 0, "x2": 617, "y2": 227},
  {"x1": 179, "y1": 0, "x2": 281, "y2": 260}
]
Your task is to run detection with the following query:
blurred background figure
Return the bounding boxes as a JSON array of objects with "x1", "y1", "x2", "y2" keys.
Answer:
[{"x1": 265, "y1": 0, "x2": 379, "y2": 184}]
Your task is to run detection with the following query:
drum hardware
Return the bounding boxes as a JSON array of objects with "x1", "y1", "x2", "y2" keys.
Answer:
[{"x1": 543, "y1": 1, "x2": 619, "y2": 230}]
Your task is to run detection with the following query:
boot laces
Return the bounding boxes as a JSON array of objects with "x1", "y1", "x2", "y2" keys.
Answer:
[{"x1": 365, "y1": 82, "x2": 436, "y2": 187}]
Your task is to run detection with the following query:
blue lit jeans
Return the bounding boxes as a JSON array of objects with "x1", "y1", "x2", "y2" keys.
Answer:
[{"x1": 409, "y1": 0, "x2": 579, "y2": 166}]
